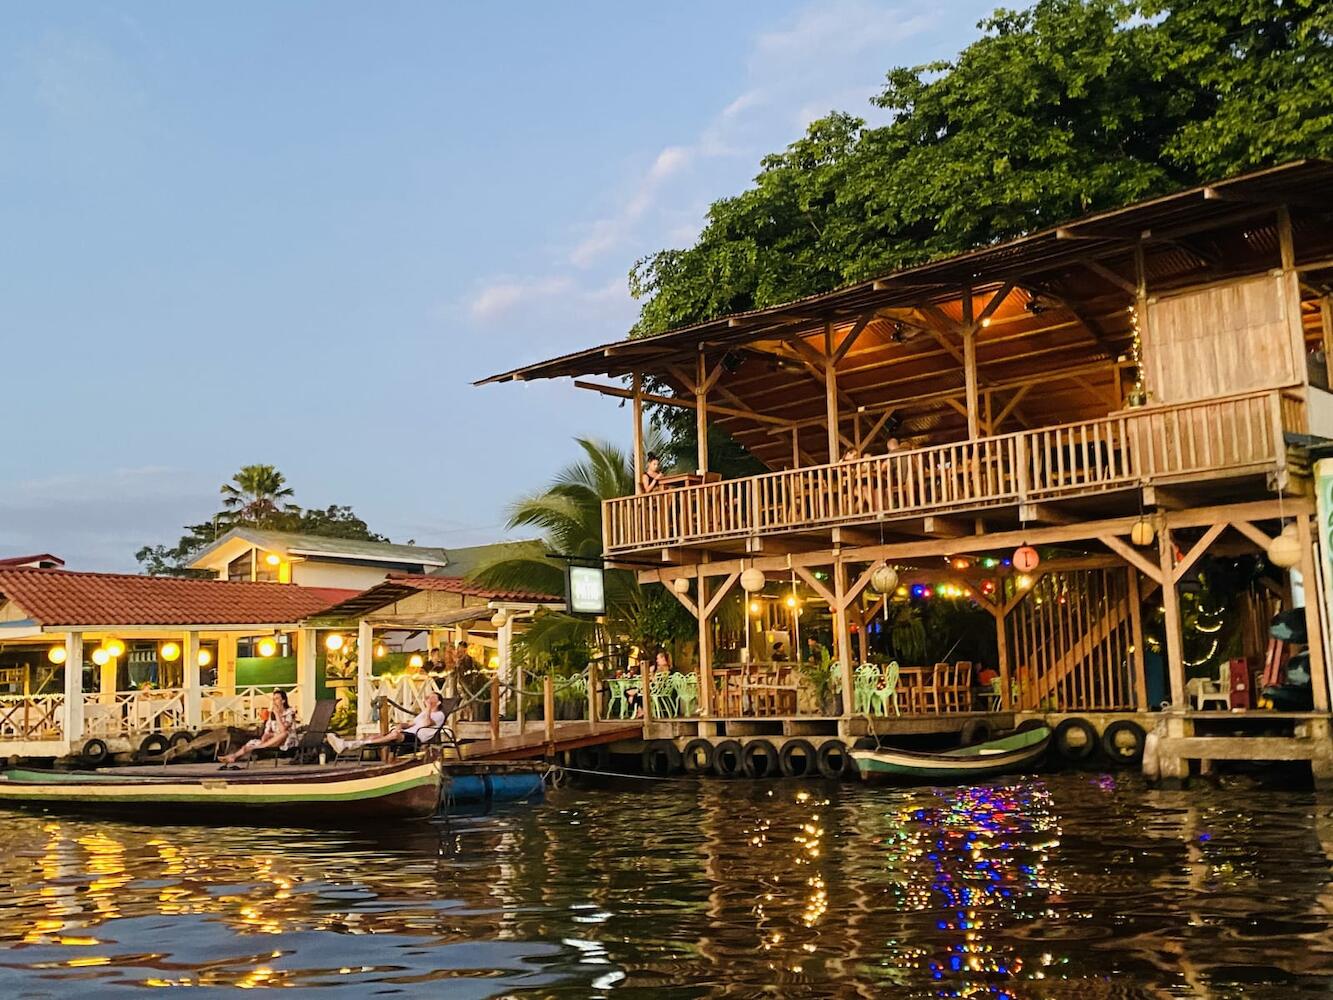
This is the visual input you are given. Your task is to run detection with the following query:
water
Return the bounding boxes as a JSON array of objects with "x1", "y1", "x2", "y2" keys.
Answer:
[{"x1": 0, "y1": 774, "x2": 1331, "y2": 998}]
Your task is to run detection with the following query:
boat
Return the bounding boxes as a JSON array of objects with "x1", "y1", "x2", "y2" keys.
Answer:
[
  {"x1": 850, "y1": 726, "x2": 1052, "y2": 782},
  {"x1": 0, "y1": 758, "x2": 444, "y2": 824}
]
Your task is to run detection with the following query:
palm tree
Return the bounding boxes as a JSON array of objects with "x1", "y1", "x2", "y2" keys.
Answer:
[
  {"x1": 472, "y1": 437, "x2": 692, "y2": 664},
  {"x1": 220, "y1": 464, "x2": 296, "y2": 527}
]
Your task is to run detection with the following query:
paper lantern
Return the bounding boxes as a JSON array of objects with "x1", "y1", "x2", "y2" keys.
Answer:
[
  {"x1": 740, "y1": 567, "x2": 766, "y2": 592},
  {"x1": 159, "y1": 641, "x2": 181, "y2": 662},
  {"x1": 1268, "y1": 530, "x2": 1302, "y2": 569},
  {"x1": 491, "y1": 610, "x2": 509, "y2": 628},
  {"x1": 672, "y1": 577, "x2": 691, "y2": 594},
  {"x1": 870, "y1": 565, "x2": 899, "y2": 595},
  {"x1": 1130, "y1": 518, "x2": 1155, "y2": 547},
  {"x1": 47, "y1": 646, "x2": 67, "y2": 665},
  {"x1": 256, "y1": 637, "x2": 278, "y2": 658},
  {"x1": 325, "y1": 634, "x2": 345, "y2": 652},
  {"x1": 1012, "y1": 546, "x2": 1040, "y2": 573}
]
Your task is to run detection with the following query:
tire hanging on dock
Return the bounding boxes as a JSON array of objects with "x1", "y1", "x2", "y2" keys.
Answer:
[
  {"x1": 681, "y1": 738, "x2": 715, "y2": 775},
  {"x1": 572, "y1": 744, "x2": 611, "y2": 772},
  {"x1": 139, "y1": 733, "x2": 170, "y2": 758},
  {"x1": 778, "y1": 738, "x2": 817, "y2": 778},
  {"x1": 959, "y1": 718, "x2": 995, "y2": 747},
  {"x1": 741, "y1": 739, "x2": 779, "y2": 779},
  {"x1": 1052, "y1": 718, "x2": 1099, "y2": 764},
  {"x1": 1100, "y1": 720, "x2": 1147, "y2": 766},
  {"x1": 81, "y1": 738, "x2": 109, "y2": 766},
  {"x1": 641, "y1": 740, "x2": 683, "y2": 777},
  {"x1": 816, "y1": 739, "x2": 851, "y2": 779},
  {"x1": 712, "y1": 739, "x2": 744, "y2": 778}
]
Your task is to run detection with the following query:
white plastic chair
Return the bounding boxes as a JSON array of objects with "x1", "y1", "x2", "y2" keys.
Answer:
[{"x1": 1187, "y1": 662, "x2": 1231, "y2": 711}]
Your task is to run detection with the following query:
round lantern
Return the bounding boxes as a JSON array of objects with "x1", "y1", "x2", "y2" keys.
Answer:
[
  {"x1": 48, "y1": 645, "x2": 67, "y2": 665},
  {"x1": 491, "y1": 609, "x2": 509, "y2": 629},
  {"x1": 104, "y1": 638, "x2": 125, "y2": 659},
  {"x1": 672, "y1": 577, "x2": 691, "y2": 595},
  {"x1": 1130, "y1": 518, "x2": 1155, "y2": 547},
  {"x1": 256, "y1": 637, "x2": 278, "y2": 658},
  {"x1": 408, "y1": 653, "x2": 424, "y2": 670},
  {"x1": 159, "y1": 641, "x2": 181, "y2": 662},
  {"x1": 740, "y1": 567, "x2": 766, "y2": 593},
  {"x1": 197, "y1": 648, "x2": 213, "y2": 668},
  {"x1": 1012, "y1": 546, "x2": 1040, "y2": 573},
  {"x1": 870, "y1": 565, "x2": 899, "y2": 595},
  {"x1": 1268, "y1": 530, "x2": 1302, "y2": 569},
  {"x1": 325, "y1": 633, "x2": 345, "y2": 652},
  {"x1": 91, "y1": 648, "x2": 110, "y2": 667}
]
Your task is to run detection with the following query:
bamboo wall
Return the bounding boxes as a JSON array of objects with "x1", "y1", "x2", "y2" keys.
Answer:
[{"x1": 1006, "y1": 569, "x2": 1138, "y2": 711}]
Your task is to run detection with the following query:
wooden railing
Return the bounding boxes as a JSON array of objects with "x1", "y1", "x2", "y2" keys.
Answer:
[
  {"x1": 604, "y1": 388, "x2": 1298, "y2": 553},
  {"x1": 0, "y1": 694, "x2": 65, "y2": 741}
]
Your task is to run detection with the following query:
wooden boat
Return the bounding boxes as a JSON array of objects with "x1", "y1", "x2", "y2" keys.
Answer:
[
  {"x1": 850, "y1": 726, "x2": 1052, "y2": 782},
  {"x1": 0, "y1": 758, "x2": 443, "y2": 824}
]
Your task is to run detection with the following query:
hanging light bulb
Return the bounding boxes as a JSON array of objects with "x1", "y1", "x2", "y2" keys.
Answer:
[
  {"x1": 48, "y1": 645, "x2": 67, "y2": 665},
  {"x1": 197, "y1": 648, "x2": 213, "y2": 668},
  {"x1": 91, "y1": 648, "x2": 110, "y2": 666},
  {"x1": 159, "y1": 641, "x2": 181, "y2": 662},
  {"x1": 256, "y1": 637, "x2": 278, "y2": 658},
  {"x1": 325, "y1": 634, "x2": 345, "y2": 652}
]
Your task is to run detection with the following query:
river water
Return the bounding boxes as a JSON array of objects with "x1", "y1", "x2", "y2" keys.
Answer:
[{"x1": 0, "y1": 773, "x2": 1331, "y2": 997}]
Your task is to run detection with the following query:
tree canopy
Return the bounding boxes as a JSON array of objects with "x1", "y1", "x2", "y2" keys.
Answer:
[
  {"x1": 136, "y1": 465, "x2": 388, "y2": 576},
  {"x1": 629, "y1": 0, "x2": 1333, "y2": 336}
]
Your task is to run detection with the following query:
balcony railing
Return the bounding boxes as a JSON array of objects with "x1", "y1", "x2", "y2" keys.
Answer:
[{"x1": 604, "y1": 388, "x2": 1300, "y2": 554}]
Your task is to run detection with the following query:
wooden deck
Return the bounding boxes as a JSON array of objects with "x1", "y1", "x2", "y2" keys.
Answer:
[
  {"x1": 458, "y1": 719, "x2": 645, "y2": 760},
  {"x1": 603, "y1": 388, "x2": 1299, "y2": 555}
]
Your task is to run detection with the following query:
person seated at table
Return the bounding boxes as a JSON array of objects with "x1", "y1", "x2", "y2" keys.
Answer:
[
  {"x1": 840, "y1": 447, "x2": 861, "y2": 463},
  {"x1": 640, "y1": 453, "x2": 665, "y2": 493},
  {"x1": 327, "y1": 692, "x2": 448, "y2": 757},
  {"x1": 805, "y1": 636, "x2": 830, "y2": 665},
  {"x1": 771, "y1": 641, "x2": 789, "y2": 662},
  {"x1": 219, "y1": 690, "x2": 299, "y2": 767}
]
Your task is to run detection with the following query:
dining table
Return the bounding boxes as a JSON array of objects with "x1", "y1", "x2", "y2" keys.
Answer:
[{"x1": 895, "y1": 665, "x2": 934, "y2": 713}]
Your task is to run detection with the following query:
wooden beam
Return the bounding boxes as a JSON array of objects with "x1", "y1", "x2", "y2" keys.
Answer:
[
  {"x1": 1231, "y1": 519, "x2": 1275, "y2": 551},
  {"x1": 923, "y1": 516, "x2": 967, "y2": 538},
  {"x1": 843, "y1": 559, "x2": 889, "y2": 610},
  {"x1": 662, "y1": 580, "x2": 698, "y2": 618},
  {"x1": 1296, "y1": 514, "x2": 1330, "y2": 712},
  {"x1": 1159, "y1": 525, "x2": 1185, "y2": 706},
  {"x1": 962, "y1": 286, "x2": 979, "y2": 438},
  {"x1": 830, "y1": 312, "x2": 875, "y2": 366},
  {"x1": 631, "y1": 372, "x2": 644, "y2": 488},
  {"x1": 696, "y1": 351, "x2": 710, "y2": 474},
  {"x1": 1127, "y1": 567, "x2": 1148, "y2": 711},
  {"x1": 794, "y1": 566, "x2": 836, "y2": 606},
  {"x1": 703, "y1": 571, "x2": 740, "y2": 619},
  {"x1": 1077, "y1": 259, "x2": 1137, "y2": 295},
  {"x1": 1099, "y1": 533, "x2": 1164, "y2": 586},
  {"x1": 1172, "y1": 522, "x2": 1227, "y2": 582},
  {"x1": 572, "y1": 380, "x2": 793, "y2": 427},
  {"x1": 824, "y1": 323, "x2": 841, "y2": 460}
]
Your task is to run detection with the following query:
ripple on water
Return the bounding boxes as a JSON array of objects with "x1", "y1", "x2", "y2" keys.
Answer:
[{"x1": 0, "y1": 774, "x2": 1330, "y2": 996}]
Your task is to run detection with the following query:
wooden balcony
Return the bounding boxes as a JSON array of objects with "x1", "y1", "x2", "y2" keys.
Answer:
[{"x1": 604, "y1": 388, "x2": 1304, "y2": 555}]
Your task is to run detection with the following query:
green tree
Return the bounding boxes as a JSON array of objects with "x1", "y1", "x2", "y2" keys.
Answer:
[
  {"x1": 219, "y1": 464, "x2": 296, "y2": 526},
  {"x1": 472, "y1": 438, "x2": 695, "y2": 665}
]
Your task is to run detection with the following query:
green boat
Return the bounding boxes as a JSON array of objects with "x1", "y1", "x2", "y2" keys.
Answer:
[{"x1": 850, "y1": 726, "x2": 1052, "y2": 782}]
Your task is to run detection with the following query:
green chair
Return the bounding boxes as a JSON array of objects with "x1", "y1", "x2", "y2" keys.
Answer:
[
  {"x1": 869, "y1": 661, "x2": 901, "y2": 716},
  {"x1": 606, "y1": 677, "x2": 634, "y2": 719},
  {"x1": 673, "y1": 673, "x2": 699, "y2": 716},
  {"x1": 853, "y1": 664, "x2": 881, "y2": 714},
  {"x1": 650, "y1": 672, "x2": 679, "y2": 718}
]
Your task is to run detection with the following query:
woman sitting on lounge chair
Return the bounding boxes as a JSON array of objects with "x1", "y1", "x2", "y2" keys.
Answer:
[
  {"x1": 327, "y1": 692, "x2": 446, "y2": 757},
  {"x1": 219, "y1": 690, "x2": 299, "y2": 767}
]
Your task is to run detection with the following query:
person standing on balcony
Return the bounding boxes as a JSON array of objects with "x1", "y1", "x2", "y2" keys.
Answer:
[{"x1": 640, "y1": 453, "x2": 664, "y2": 493}]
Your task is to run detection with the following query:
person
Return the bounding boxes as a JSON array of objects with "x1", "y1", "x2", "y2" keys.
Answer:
[
  {"x1": 425, "y1": 647, "x2": 444, "y2": 673},
  {"x1": 772, "y1": 641, "x2": 788, "y2": 663},
  {"x1": 219, "y1": 690, "x2": 299, "y2": 767},
  {"x1": 840, "y1": 447, "x2": 860, "y2": 463},
  {"x1": 455, "y1": 639, "x2": 483, "y2": 720},
  {"x1": 885, "y1": 437, "x2": 903, "y2": 454},
  {"x1": 626, "y1": 650, "x2": 672, "y2": 718},
  {"x1": 640, "y1": 452, "x2": 665, "y2": 493},
  {"x1": 327, "y1": 691, "x2": 448, "y2": 757},
  {"x1": 805, "y1": 636, "x2": 830, "y2": 664}
]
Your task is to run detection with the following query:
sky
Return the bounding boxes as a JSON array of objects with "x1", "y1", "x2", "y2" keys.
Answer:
[{"x1": 0, "y1": 0, "x2": 997, "y2": 571}]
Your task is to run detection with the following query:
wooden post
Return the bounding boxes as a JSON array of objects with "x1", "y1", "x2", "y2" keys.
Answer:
[
  {"x1": 1127, "y1": 568, "x2": 1149, "y2": 711},
  {"x1": 378, "y1": 695, "x2": 391, "y2": 762},
  {"x1": 994, "y1": 603, "x2": 1012, "y2": 710},
  {"x1": 1276, "y1": 205, "x2": 1306, "y2": 374},
  {"x1": 641, "y1": 657, "x2": 653, "y2": 723},
  {"x1": 489, "y1": 675, "x2": 500, "y2": 743},
  {"x1": 63, "y1": 632, "x2": 83, "y2": 743},
  {"x1": 632, "y1": 372, "x2": 645, "y2": 487},
  {"x1": 183, "y1": 630, "x2": 202, "y2": 728},
  {"x1": 824, "y1": 323, "x2": 840, "y2": 461},
  {"x1": 1134, "y1": 241, "x2": 1151, "y2": 400},
  {"x1": 293, "y1": 627, "x2": 316, "y2": 722},
  {"x1": 356, "y1": 620, "x2": 374, "y2": 732},
  {"x1": 697, "y1": 574, "x2": 714, "y2": 716},
  {"x1": 962, "y1": 286, "x2": 979, "y2": 439},
  {"x1": 833, "y1": 558, "x2": 854, "y2": 716},
  {"x1": 695, "y1": 351, "x2": 710, "y2": 474},
  {"x1": 1158, "y1": 525, "x2": 1185, "y2": 707},
  {"x1": 791, "y1": 427, "x2": 800, "y2": 469},
  {"x1": 1321, "y1": 294, "x2": 1333, "y2": 389},
  {"x1": 1296, "y1": 513, "x2": 1330, "y2": 712},
  {"x1": 543, "y1": 673, "x2": 556, "y2": 747},
  {"x1": 587, "y1": 653, "x2": 601, "y2": 725}
]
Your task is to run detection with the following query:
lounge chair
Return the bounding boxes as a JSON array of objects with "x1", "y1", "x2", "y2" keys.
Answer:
[
  {"x1": 246, "y1": 698, "x2": 337, "y2": 767},
  {"x1": 332, "y1": 695, "x2": 462, "y2": 764}
]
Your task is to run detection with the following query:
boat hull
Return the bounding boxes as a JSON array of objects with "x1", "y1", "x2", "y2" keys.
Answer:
[
  {"x1": 851, "y1": 728, "x2": 1052, "y2": 783},
  {"x1": 0, "y1": 760, "x2": 443, "y2": 824}
]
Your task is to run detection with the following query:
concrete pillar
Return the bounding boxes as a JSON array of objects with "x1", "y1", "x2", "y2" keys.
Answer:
[
  {"x1": 63, "y1": 633, "x2": 83, "y2": 743},
  {"x1": 295, "y1": 627, "x2": 317, "y2": 719},
  {"x1": 498, "y1": 615, "x2": 514, "y2": 716},
  {"x1": 217, "y1": 634, "x2": 237, "y2": 693},
  {"x1": 357, "y1": 620, "x2": 374, "y2": 732},
  {"x1": 183, "y1": 631, "x2": 201, "y2": 728}
]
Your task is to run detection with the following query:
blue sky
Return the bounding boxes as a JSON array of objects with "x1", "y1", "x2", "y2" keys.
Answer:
[{"x1": 1, "y1": 0, "x2": 996, "y2": 570}]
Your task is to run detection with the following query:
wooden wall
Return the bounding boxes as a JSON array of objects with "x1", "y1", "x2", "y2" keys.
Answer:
[{"x1": 1144, "y1": 273, "x2": 1302, "y2": 404}]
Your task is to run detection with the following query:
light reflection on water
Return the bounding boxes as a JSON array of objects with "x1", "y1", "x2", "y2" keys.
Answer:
[{"x1": 0, "y1": 773, "x2": 1330, "y2": 996}]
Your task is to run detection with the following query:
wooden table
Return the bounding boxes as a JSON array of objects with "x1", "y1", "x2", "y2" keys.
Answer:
[
  {"x1": 656, "y1": 471, "x2": 721, "y2": 490},
  {"x1": 896, "y1": 665, "x2": 935, "y2": 713}
]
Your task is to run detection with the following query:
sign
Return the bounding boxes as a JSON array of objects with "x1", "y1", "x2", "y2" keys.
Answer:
[{"x1": 567, "y1": 564, "x2": 606, "y2": 616}]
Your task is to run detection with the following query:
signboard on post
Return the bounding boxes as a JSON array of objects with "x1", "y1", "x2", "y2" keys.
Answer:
[{"x1": 567, "y1": 563, "x2": 606, "y2": 617}]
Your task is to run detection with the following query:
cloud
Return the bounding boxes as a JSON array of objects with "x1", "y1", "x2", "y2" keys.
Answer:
[{"x1": 467, "y1": 273, "x2": 628, "y2": 325}]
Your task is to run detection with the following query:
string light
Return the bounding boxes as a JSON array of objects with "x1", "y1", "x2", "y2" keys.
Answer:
[{"x1": 1127, "y1": 304, "x2": 1146, "y2": 405}]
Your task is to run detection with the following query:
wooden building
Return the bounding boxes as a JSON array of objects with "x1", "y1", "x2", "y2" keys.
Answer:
[{"x1": 479, "y1": 161, "x2": 1333, "y2": 766}]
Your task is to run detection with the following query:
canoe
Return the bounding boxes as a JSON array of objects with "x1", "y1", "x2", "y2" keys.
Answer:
[
  {"x1": 850, "y1": 726, "x2": 1052, "y2": 782},
  {"x1": 0, "y1": 759, "x2": 443, "y2": 824}
]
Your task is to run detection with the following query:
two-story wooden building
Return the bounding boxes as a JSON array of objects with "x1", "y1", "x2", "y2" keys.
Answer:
[{"x1": 479, "y1": 161, "x2": 1333, "y2": 773}]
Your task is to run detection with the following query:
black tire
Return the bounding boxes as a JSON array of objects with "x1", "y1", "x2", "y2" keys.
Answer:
[
  {"x1": 741, "y1": 739, "x2": 779, "y2": 779},
  {"x1": 1015, "y1": 718, "x2": 1049, "y2": 734},
  {"x1": 1052, "y1": 718, "x2": 1098, "y2": 763},
  {"x1": 959, "y1": 718, "x2": 995, "y2": 747},
  {"x1": 641, "y1": 740, "x2": 682, "y2": 777},
  {"x1": 139, "y1": 733, "x2": 170, "y2": 757},
  {"x1": 168, "y1": 730, "x2": 194, "y2": 750},
  {"x1": 778, "y1": 738, "x2": 817, "y2": 778},
  {"x1": 81, "y1": 738, "x2": 109, "y2": 766},
  {"x1": 712, "y1": 739, "x2": 744, "y2": 778},
  {"x1": 1100, "y1": 719, "x2": 1147, "y2": 766},
  {"x1": 572, "y1": 744, "x2": 611, "y2": 772},
  {"x1": 816, "y1": 739, "x2": 851, "y2": 779},
  {"x1": 681, "y1": 738, "x2": 715, "y2": 775},
  {"x1": 851, "y1": 736, "x2": 878, "y2": 751}
]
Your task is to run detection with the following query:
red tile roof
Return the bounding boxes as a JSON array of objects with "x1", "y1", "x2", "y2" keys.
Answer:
[
  {"x1": 386, "y1": 573, "x2": 560, "y2": 603},
  {"x1": 0, "y1": 568, "x2": 358, "y2": 628},
  {"x1": 0, "y1": 554, "x2": 65, "y2": 568}
]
